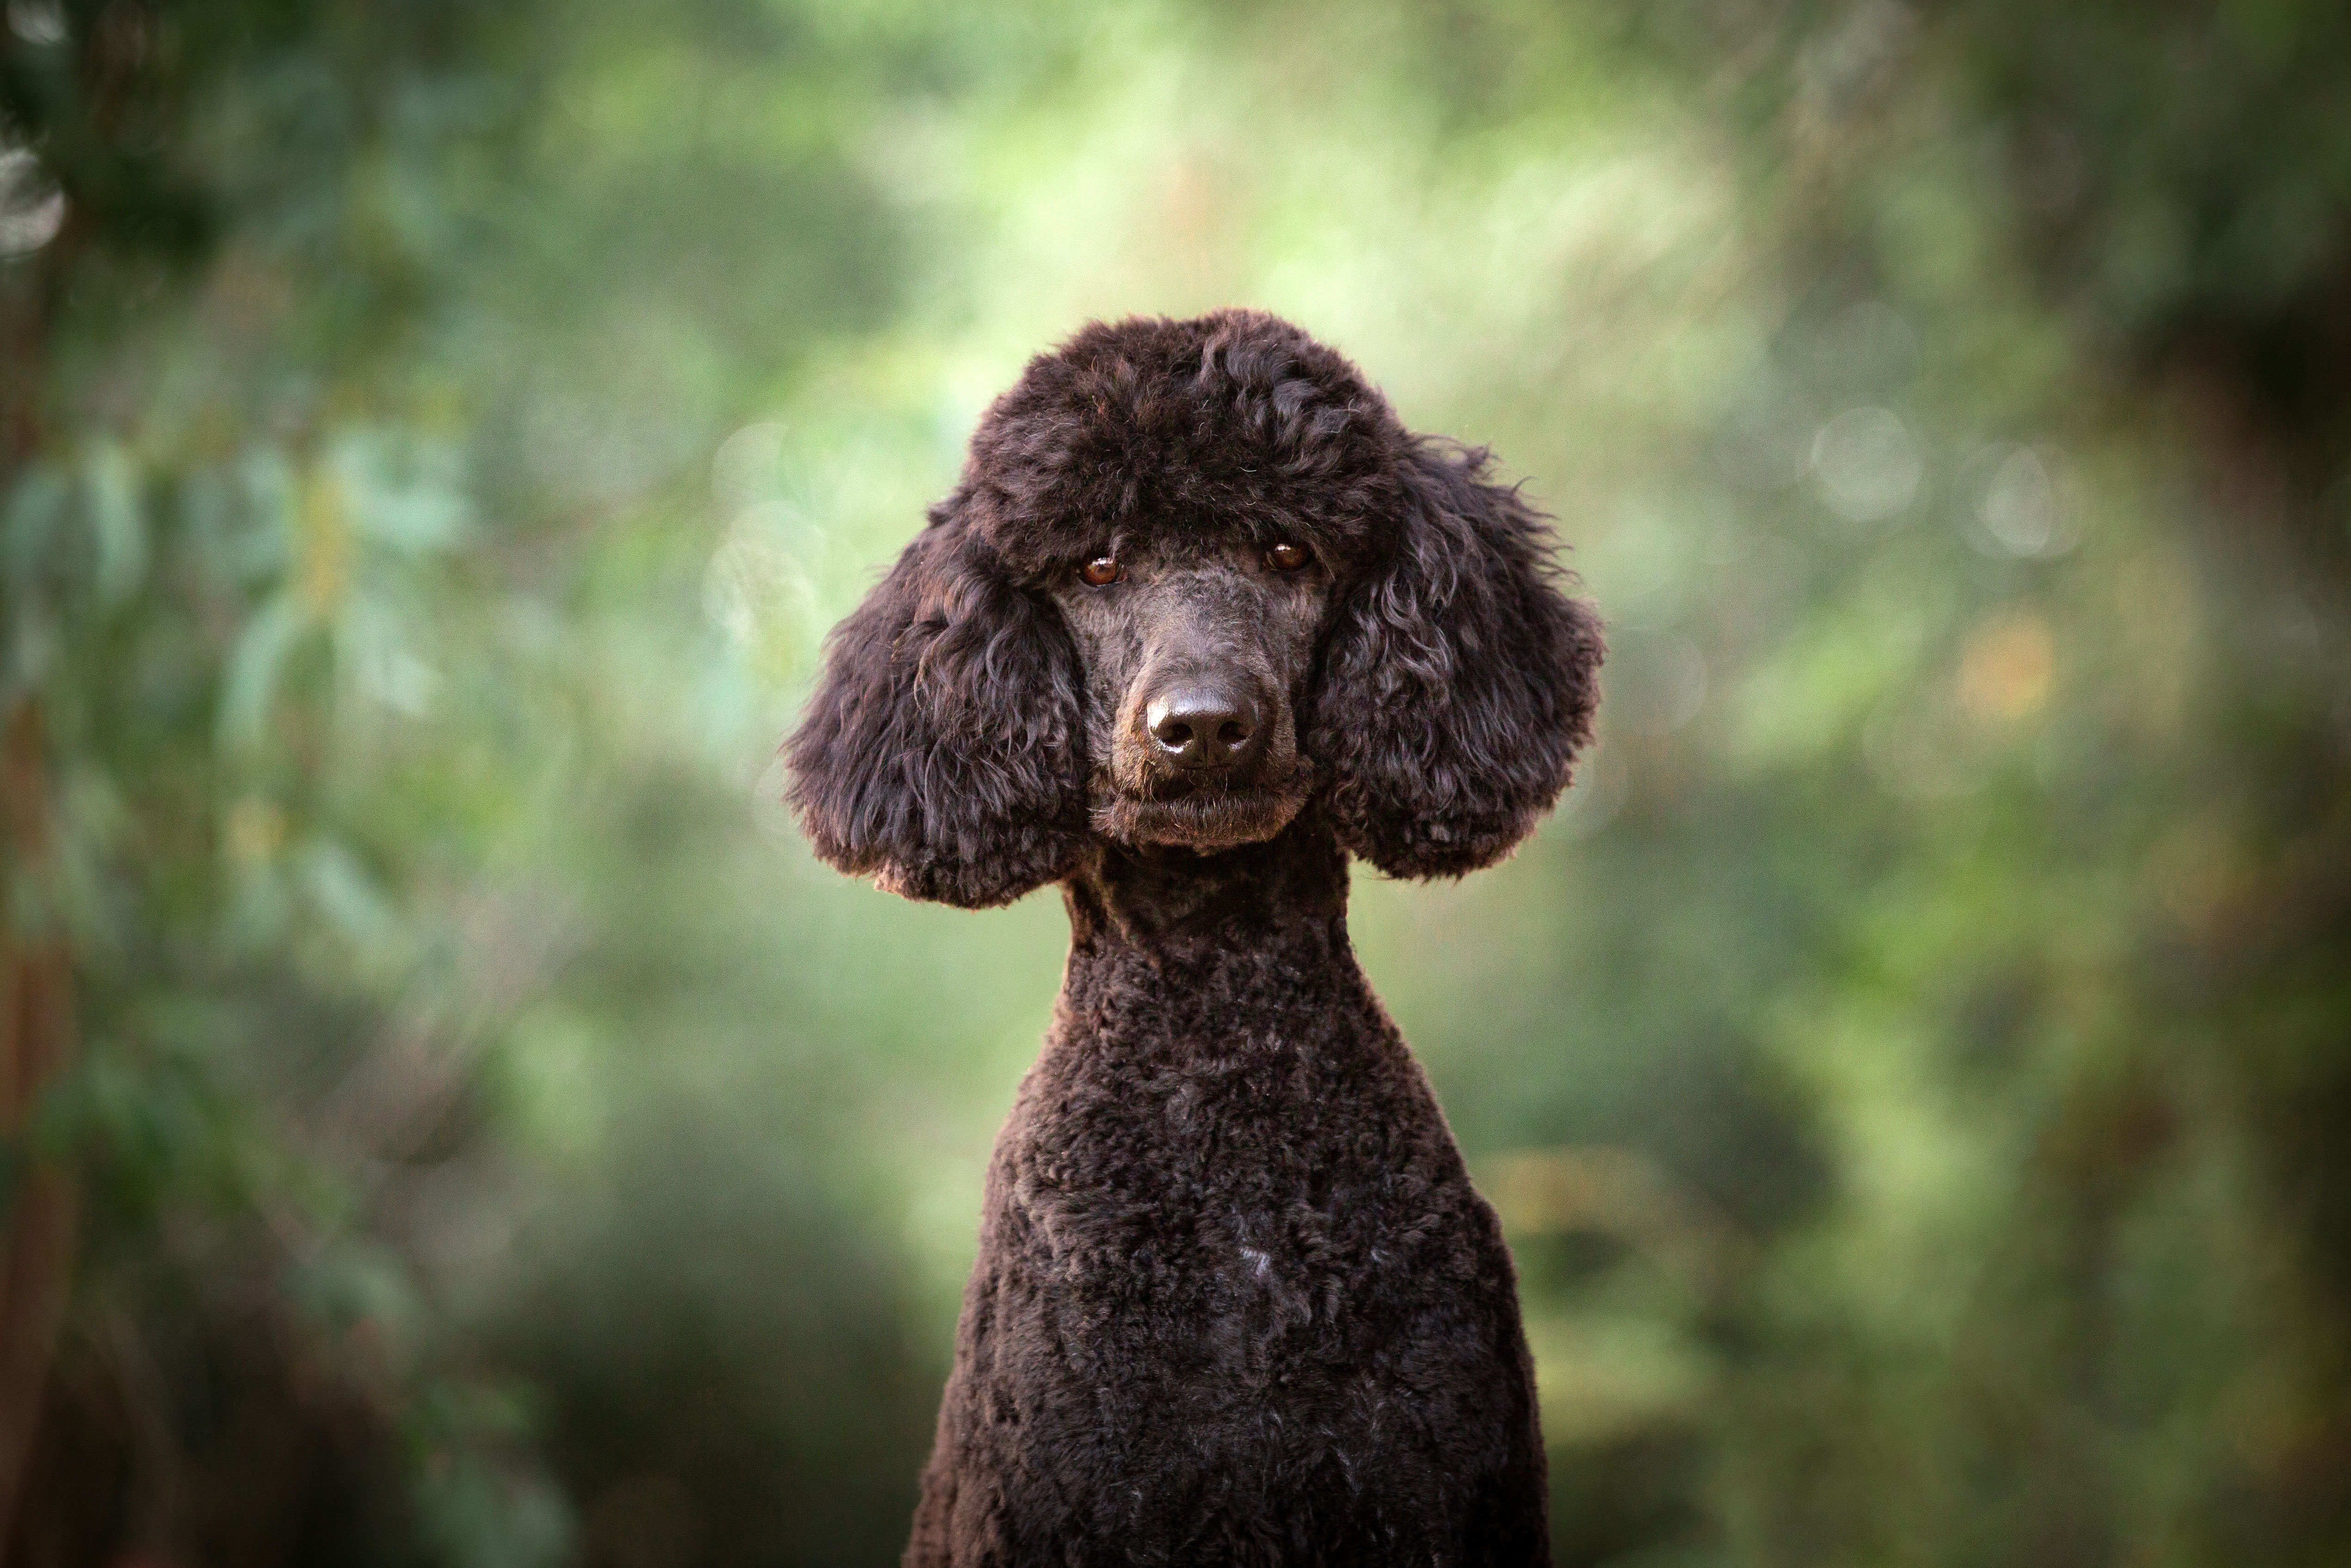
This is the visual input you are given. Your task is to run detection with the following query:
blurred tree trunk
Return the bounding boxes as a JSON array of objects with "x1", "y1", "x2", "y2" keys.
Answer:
[
  {"x1": 0, "y1": 197, "x2": 76, "y2": 1543},
  {"x1": 0, "y1": 701, "x2": 76, "y2": 1553}
]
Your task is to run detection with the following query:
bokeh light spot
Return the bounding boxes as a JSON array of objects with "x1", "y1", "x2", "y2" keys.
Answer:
[
  {"x1": 0, "y1": 146, "x2": 65, "y2": 256},
  {"x1": 1958, "y1": 612, "x2": 2055, "y2": 721},
  {"x1": 1811, "y1": 406, "x2": 1923, "y2": 521},
  {"x1": 1966, "y1": 444, "x2": 2082, "y2": 557},
  {"x1": 4, "y1": 0, "x2": 63, "y2": 44}
]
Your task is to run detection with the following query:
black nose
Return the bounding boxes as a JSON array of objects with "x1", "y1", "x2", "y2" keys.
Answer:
[{"x1": 1145, "y1": 685, "x2": 1264, "y2": 773}]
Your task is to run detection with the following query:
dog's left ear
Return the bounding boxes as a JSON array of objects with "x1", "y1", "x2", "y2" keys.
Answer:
[
  {"x1": 1308, "y1": 440, "x2": 1604, "y2": 879},
  {"x1": 784, "y1": 497, "x2": 1089, "y2": 908}
]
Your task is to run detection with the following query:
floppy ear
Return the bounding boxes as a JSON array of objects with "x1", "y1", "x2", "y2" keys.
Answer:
[
  {"x1": 1308, "y1": 440, "x2": 1604, "y2": 879},
  {"x1": 784, "y1": 499, "x2": 1088, "y2": 908}
]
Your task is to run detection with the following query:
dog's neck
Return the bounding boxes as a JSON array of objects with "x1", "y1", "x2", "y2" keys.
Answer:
[{"x1": 1060, "y1": 810, "x2": 1351, "y2": 962}]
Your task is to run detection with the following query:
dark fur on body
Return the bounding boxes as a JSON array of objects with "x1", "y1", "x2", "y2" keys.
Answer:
[{"x1": 786, "y1": 312, "x2": 1603, "y2": 1566}]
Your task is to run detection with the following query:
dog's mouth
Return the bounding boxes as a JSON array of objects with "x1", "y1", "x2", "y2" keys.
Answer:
[{"x1": 1089, "y1": 769, "x2": 1314, "y2": 852}]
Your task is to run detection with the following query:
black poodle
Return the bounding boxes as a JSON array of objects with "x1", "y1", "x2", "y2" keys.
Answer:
[{"x1": 787, "y1": 310, "x2": 1603, "y2": 1567}]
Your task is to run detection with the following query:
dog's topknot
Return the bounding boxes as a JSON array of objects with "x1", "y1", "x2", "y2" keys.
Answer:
[{"x1": 959, "y1": 310, "x2": 1409, "y2": 578}]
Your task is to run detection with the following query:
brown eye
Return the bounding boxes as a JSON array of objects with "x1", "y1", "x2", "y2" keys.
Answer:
[
  {"x1": 1080, "y1": 555, "x2": 1124, "y2": 586},
  {"x1": 1266, "y1": 541, "x2": 1311, "y2": 572}
]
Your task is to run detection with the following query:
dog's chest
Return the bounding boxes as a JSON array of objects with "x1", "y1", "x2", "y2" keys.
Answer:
[
  {"x1": 998, "y1": 1015, "x2": 1475, "y2": 1337},
  {"x1": 956, "y1": 1010, "x2": 1530, "y2": 1539},
  {"x1": 921, "y1": 944, "x2": 1546, "y2": 1562}
]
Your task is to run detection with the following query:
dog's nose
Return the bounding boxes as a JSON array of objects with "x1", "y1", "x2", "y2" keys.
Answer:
[{"x1": 1145, "y1": 685, "x2": 1264, "y2": 772}]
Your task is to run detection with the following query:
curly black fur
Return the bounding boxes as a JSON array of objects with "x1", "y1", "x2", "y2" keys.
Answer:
[{"x1": 786, "y1": 311, "x2": 1603, "y2": 1567}]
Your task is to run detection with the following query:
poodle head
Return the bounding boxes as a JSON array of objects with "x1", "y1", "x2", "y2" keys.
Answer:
[{"x1": 785, "y1": 310, "x2": 1604, "y2": 907}]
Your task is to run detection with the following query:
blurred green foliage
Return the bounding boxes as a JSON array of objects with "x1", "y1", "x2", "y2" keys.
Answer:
[{"x1": 3, "y1": 1, "x2": 2348, "y2": 1565}]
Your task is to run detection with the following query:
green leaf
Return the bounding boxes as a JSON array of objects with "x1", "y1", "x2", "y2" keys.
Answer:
[
  {"x1": 216, "y1": 591, "x2": 309, "y2": 752},
  {"x1": 84, "y1": 441, "x2": 149, "y2": 607}
]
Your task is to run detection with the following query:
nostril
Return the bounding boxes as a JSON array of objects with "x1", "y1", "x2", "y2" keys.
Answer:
[
  {"x1": 1161, "y1": 722, "x2": 1193, "y2": 747},
  {"x1": 1217, "y1": 720, "x2": 1249, "y2": 746}
]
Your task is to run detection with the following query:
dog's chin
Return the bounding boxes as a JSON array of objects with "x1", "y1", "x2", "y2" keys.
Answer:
[{"x1": 1092, "y1": 777, "x2": 1312, "y2": 853}]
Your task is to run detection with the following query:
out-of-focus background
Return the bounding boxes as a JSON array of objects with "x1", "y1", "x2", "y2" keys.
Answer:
[{"x1": 4, "y1": 1, "x2": 2349, "y2": 1563}]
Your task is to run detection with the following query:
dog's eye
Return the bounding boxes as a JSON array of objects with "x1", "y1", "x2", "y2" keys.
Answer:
[
  {"x1": 1080, "y1": 555, "x2": 1124, "y2": 586},
  {"x1": 1266, "y1": 541, "x2": 1311, "y2": 572}
]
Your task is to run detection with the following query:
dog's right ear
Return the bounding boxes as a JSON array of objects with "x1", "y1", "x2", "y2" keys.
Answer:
[{"x1": 784, "y1": 496, "x2": 1088, "y2": 908}]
